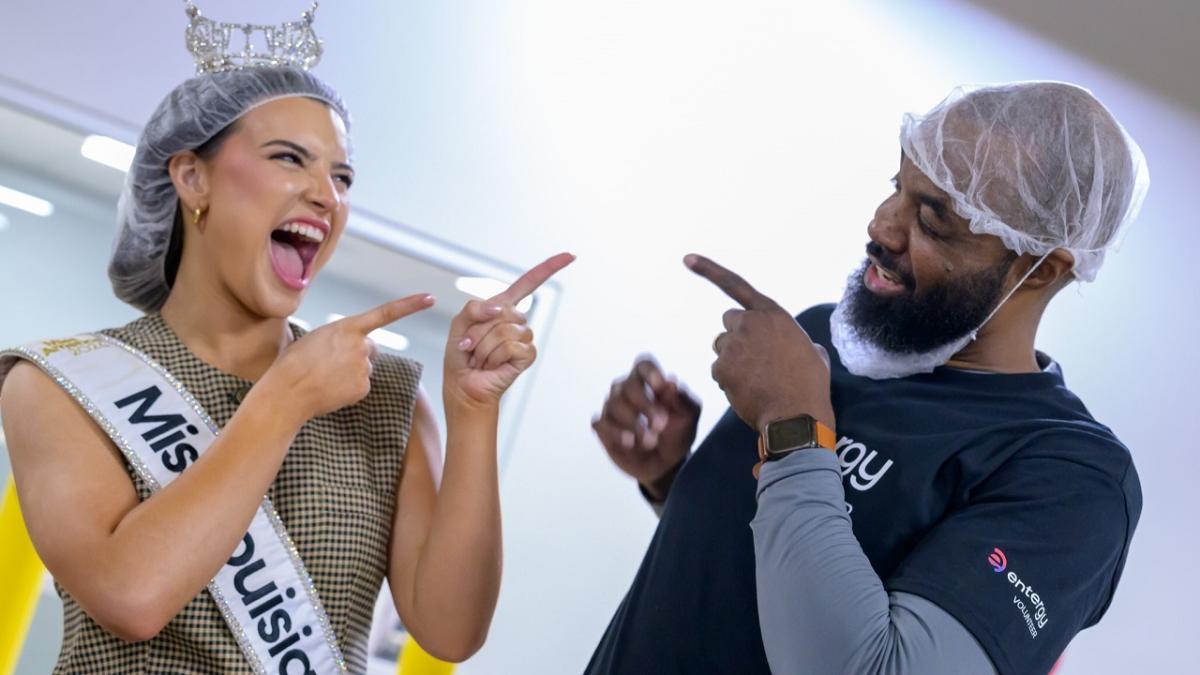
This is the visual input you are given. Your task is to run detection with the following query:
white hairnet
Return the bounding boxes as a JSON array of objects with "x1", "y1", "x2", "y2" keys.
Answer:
[
  {"x1": 899, "y1": 81, "x2": 1148, "y2": 282},
  {"x1": 109, "y1": 67, "x2": 350, "y2": 312}
]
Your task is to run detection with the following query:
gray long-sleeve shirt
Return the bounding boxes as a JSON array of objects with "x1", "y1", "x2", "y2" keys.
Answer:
[{"x1": 751, "y1": 449, "x2": 997, "y2": 674}]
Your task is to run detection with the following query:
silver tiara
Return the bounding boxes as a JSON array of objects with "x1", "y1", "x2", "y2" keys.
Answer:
[{"x1": 184, "y1": 1, "x2": 323, "y2": 74}]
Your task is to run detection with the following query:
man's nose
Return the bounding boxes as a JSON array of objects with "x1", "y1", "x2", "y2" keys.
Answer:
[{"x1": 867, "y1": 198, "x2": 907, "y2": 254}]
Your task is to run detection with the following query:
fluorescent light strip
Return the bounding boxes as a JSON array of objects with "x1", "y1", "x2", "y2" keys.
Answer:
[
  {"x1": 455, "y1": 276, "x2": 534, "y2": 313},
  {"x1": 0, "y1": 184, "x2": 54, "y2": 217},
  {"x1": 325, "y1": 313, "x2": 410, "y2": 351},
  {"x1": 81, "y1": 135, "x2": 135, "y2": 172}
]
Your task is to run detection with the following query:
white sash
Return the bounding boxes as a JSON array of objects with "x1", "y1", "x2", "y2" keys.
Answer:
[{"x1": 2, "y1": 334, "x2": 346, "y2": 674}]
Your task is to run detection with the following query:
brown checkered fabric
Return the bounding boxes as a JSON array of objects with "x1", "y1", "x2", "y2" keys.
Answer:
[{"x1": 49, "y1": 313, "x2": 422, "y2": 673}]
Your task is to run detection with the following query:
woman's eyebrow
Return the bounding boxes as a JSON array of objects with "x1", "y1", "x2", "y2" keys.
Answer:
[
  {"x1": 261, "y1": 139, "x2": 352, "y2": 172},
  {"x1": 261, "y1": 139, "x2": 313, "y2": 159}
]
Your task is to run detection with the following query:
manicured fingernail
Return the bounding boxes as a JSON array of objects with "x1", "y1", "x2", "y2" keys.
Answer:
[
  {"x1": 683, "y1": 254, "x2": 699, "y2": 268},
  {"x1": 643, "y1": 431, "x2": 659, "y2": 448},
  {"x1": 485, "y1": 304, "x2": 502, "y2": 316},
  {"x1": 458, "y1": 337, "x2": 473, "y2": 350},
  {"x1": 620, "y1": 430, "x2": 635, "y2": 449},
  {"x1": 652, "y1": 411, "x2": 668, "y2": 431}
]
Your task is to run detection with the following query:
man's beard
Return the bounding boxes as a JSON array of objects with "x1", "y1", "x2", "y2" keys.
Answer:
[{"x1": 841, "y1": 252, "x2": 1015, "y2": 354}]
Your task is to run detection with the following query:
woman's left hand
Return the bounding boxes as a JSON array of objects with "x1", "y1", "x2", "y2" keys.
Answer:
[{"x1": 443, "y1": 253, "x2": 575, "y2": 411}]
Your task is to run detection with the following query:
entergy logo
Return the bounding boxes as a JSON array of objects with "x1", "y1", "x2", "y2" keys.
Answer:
[
  {"x1": 986, "y1": 547, "x2": 1049, "y2": 638},
  {"x1": 988, "y1": 547, "x2": 1007, "y2": 573}
]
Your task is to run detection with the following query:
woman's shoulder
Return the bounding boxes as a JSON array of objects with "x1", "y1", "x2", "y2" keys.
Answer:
[
  {"x1": 0, "y1": 345, "x2": 123, "y2": 475},
  {"x1": 0, "y1": 314, "x2": 164, "y2": 397},
  {"x1": 97, "y1": 313, "x2": 172, "y2": 346},
  {"x1": 0, "y1": 355, "x2": 57, "y2": 408}
]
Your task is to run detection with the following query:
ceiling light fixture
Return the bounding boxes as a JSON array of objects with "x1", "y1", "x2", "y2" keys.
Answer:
[
  {"x1": 0, "y1": 184, "x2": 54, "y2": 217},
  {"x1": 81, "y1": 134, "x2": 136, "y2": 172}
]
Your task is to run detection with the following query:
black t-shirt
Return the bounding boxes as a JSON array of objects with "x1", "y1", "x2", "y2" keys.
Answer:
[{"x1": 586, "y1": 304, "x2": 1141, "y2": 675}]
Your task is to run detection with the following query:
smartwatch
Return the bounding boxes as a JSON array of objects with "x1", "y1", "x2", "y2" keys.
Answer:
[{"x1": 753, "y1": 414, "x2": 836, "y2": 478}]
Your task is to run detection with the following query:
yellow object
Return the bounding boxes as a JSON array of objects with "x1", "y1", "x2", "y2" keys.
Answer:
[
  {"x1": 0, "y1": 474, "x2": 45, "y2": 675},
  {"x1": 397, "y1": 636, "x2": 456, "y2": 675}
]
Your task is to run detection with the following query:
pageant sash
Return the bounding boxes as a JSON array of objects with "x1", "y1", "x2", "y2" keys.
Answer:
[{"x1": 1, "y1": 335, "x2": 346, "y2": 674}]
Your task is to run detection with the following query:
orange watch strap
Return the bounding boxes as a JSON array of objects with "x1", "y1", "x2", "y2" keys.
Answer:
[{"x1": 815, "y1": 420, "x2": 837, "y2": 451}]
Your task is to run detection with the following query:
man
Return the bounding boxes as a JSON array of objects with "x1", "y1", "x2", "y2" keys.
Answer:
[{"x1": 586, "y1": 82, "x2": 1148, "y2": 674}]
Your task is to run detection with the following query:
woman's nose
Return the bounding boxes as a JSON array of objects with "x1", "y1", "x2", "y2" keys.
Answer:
[{"x1": 303, "y1": 170, "x2": 341, "y2": 215}]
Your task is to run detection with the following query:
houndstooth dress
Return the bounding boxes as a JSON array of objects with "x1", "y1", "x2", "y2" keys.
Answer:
[{"x1": 50, "y1": 313, "x2": 422, "y2": 673}]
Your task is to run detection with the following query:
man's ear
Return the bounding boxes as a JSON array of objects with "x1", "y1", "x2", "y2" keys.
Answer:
[
  {"x1": 1020, "y1": 248, "x2": 1075, "y2": 291},
  {"x1": 167, "y1": 151, "x2": 209, "y2": 214}
]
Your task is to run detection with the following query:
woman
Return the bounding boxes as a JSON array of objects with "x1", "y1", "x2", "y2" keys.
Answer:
[{"x1": 0, "y1": 26, "x2": 571, "y2": 674}]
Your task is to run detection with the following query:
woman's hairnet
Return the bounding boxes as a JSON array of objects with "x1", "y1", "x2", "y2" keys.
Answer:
[
  {"x1": 899, "y1": 81, "x2": 1148, "y2": 282},
  {"x1": 109, "y1": 66, "x2": 350, "y2": 312}
]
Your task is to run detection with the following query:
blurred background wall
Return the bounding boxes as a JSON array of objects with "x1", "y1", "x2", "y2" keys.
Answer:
[{"x1": 1, "y1": 1, "x2": 1196, "y2": 672}]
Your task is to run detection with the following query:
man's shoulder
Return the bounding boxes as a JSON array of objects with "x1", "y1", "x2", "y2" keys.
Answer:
[
  {"x1": 794, "y1": 303, "x2": 837, "y2": 345},
  {"x1": 1011, "y1": 421, "x2": 1138, "y2": 492}
]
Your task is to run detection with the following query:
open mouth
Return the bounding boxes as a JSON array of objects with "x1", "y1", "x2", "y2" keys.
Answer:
[
  {"x1": 864, "y1": 258, "x2": 908, "y2": 294},
  {"x1": 269, "y1": 219, "x2": 327, "y2": 290}
]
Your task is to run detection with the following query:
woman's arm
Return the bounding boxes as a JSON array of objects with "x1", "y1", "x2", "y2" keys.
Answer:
[
  {"x1": 387, "y1": 253, "x2": 573, "y2": 662},
  {"x1": 0, "y1": 296, "x2": 432, "y2": 642},
  {"x1": 0, "y1": 360, "x2": 304, "y2": 642},
  {"x1": 387, "y1": 390, "x2": 501, "y2": 663}
]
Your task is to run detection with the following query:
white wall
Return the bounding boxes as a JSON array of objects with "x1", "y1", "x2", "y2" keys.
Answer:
[{"x1": 1, "y1": 1, "x2": 1196, "y2": 672}]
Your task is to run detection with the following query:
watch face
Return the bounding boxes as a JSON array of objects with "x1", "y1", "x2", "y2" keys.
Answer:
[{"x1": 766, "y1": 416, "x2": 817, "y2": 456}]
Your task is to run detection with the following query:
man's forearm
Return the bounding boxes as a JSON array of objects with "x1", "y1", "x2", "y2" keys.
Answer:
[{"x1": 751, "y1": 451, "x2": 996, "y2": 674}]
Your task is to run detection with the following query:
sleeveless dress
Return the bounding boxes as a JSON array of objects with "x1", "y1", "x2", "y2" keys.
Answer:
[{"x1": 32, "y1": 314, "x2": 421, "y2": 673}]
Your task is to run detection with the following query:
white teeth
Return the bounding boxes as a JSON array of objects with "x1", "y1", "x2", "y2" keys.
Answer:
[
  {"x1": 278, "y1": 222, "x2": 326, "y2": 244},
  {"x1": 875, "y1": 264, "x2": 901, "y2": 285}
]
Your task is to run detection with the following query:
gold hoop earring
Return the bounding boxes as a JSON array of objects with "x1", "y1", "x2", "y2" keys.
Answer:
[{"x1": 192, "y1": 206, "x2": 204, "y2": 226}]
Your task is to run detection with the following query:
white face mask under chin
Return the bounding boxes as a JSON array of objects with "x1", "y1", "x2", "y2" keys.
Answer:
[{"x1": 830, "y1": 253, "x2": 1049, "y2": 380}]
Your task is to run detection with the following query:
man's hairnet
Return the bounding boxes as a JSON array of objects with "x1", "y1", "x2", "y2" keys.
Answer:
[
  {"x1": 109, "y1": 67, "x2": 350, "y2": 312},
  {"x1": 899, "y1": 81, "x2": 1148, "y2": 282}
]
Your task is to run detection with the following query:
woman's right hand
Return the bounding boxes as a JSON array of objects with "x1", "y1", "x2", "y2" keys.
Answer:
[{"x1": 266, "y1": 294, "x2": 435, "y2": 419}]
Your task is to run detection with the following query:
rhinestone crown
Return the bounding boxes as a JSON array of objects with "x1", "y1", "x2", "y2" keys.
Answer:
[{"x1": 184, "y1": 1, "x2": 323, "y2": 74}]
